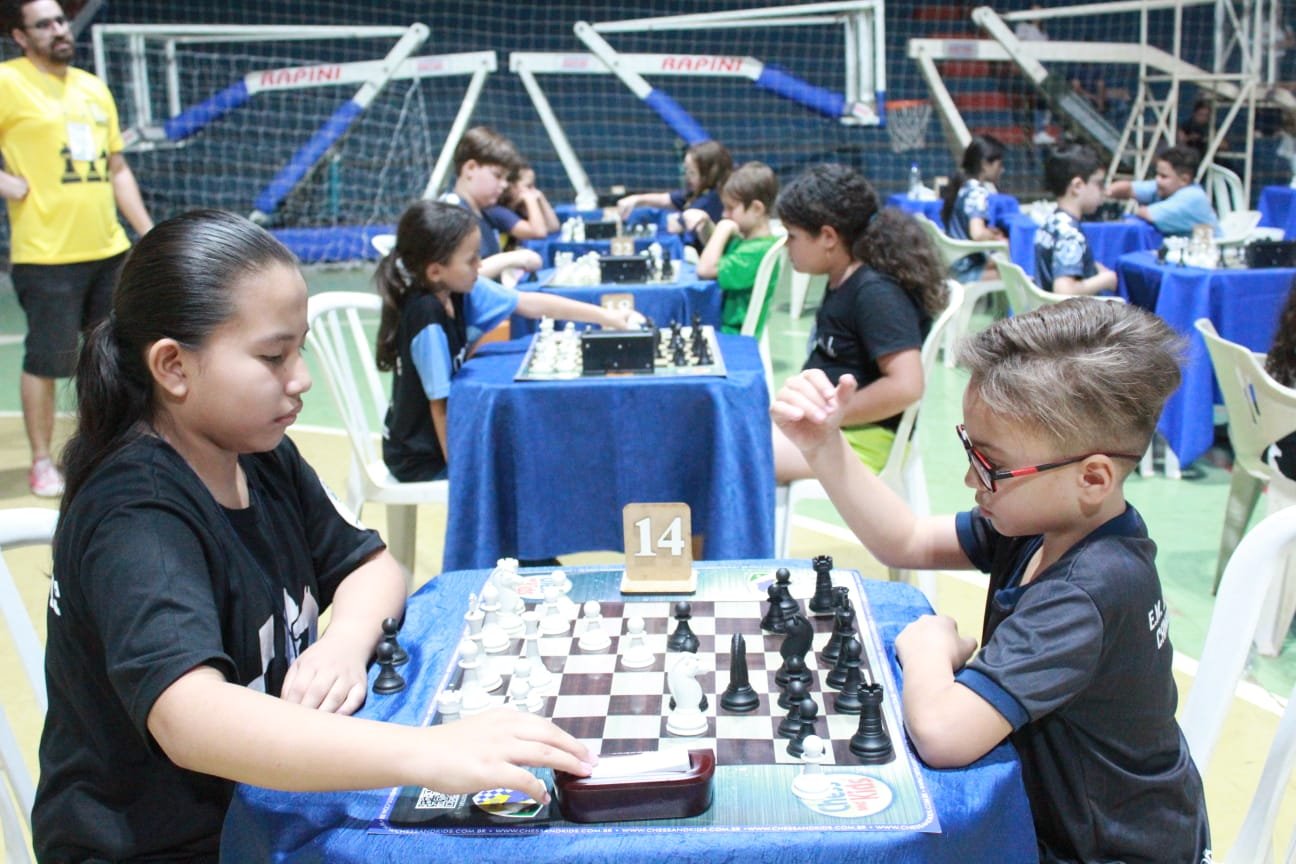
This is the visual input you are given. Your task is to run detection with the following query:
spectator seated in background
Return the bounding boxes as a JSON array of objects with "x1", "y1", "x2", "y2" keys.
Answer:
[
  {"x1": 615, "y1": 140, "x2": 732, "y2": 252},
  {"x1": 1035, "y1": 145, "x2": 1118, "y2": 296},
  {"x1": 1106, "y1": 146, "x2": 1221, "y2": 237},
  {"x1": 940, "y1": 134, "x2": 1007, "y2": 283},
  {"x1": 694, "y1": 161, "x2": 780, "y2": 335}
]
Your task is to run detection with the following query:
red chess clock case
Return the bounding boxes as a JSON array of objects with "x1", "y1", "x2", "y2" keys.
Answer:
[{"x1": 552, "y1": 749, "x2": 716, "y2": 823}]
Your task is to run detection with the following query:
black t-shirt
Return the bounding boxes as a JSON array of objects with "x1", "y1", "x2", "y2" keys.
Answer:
[
  {"x1": 33, "y1": 434, "x2": 385, "y2": 863},
  {"x1": 953, "y1": 505, "x2": 1211, "y2": 864},
  {"x1": 801, "y1": 265, "x2": 930, "y2": 431}
]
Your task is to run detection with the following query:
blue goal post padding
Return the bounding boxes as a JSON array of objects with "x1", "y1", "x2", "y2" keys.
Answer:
[
  {"x1": 271, "y1": 224, "x2": 395, "y2": 264},
  {"x1": 754, "y1": 65, "x2": 847, "y2": 119},
  {"x1": 163, "y1": 80, "x2": 252, "y2": 142},
  {"x1": 643, "y1": 89, "x2": 710, "y2": 145},
  {"x1": 254, "y1": 100, "x2": 365, "y2": 216}
]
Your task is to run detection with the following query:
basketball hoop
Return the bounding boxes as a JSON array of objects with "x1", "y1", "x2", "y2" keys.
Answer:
[{"x1": 885, "y1": 99, "x2": 931, "y2": 153}]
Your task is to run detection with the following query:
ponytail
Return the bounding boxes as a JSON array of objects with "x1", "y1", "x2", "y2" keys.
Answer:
[
  {"x1": 60, "y1": 318, "x2": 151, "y2": 510},
  {"x1": 857, "y1": 209, "x2": 949, "y2": 318},
  {"x1": 374, "y1": 252, "x2": 412, "y2": 371}
]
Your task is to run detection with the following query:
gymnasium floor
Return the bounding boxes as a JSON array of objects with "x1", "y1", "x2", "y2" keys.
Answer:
[{"x1": 0, "y1": 264, "x2": 1292, "y2": 858}]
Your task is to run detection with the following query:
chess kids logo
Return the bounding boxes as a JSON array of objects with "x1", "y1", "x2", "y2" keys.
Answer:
[
  {"x1": 794, "y1": 773, "x2": 894, "y2": 819},
  {"x1": 471, "y1": 787, "x2": 546, "y2": 819}
]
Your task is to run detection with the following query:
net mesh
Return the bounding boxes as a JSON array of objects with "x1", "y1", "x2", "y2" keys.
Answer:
[
  {"x1": 885, "y1": 99, "x2": 930, "y2": 153},
  {"x1": 0, "y1": 0, "x2": 1289, "y2": 263}
]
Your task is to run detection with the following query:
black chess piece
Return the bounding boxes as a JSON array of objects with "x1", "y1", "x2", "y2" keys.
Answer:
[
  {"x1": 822, "y1": 603, "x2": 856, "y2": 665},
  {"x1": 672, "y1": 344, "x2": 688, "y2": 367},
  {"x1": 720, "y1": 633, "x2": 760, "y2": 713},
  {"x1": 849, "y1": 682, "x2": 895, "y2": 764},
  {"x1": 779, "y1": 612, "x2": 813, "y2": 676},
  {"x1": 787, "y1": 696, "x2": 819, "y2": 757},
  {"x1": 381, "y1": 617, "x2": 408, "y2": 666},
  {"x1": 373, "y1": 642, "x2": 406, "y2": 695},
  {"x1": 808, "y1": 554, "x2": 835, "y2": 614},
  {"x1": 831, "y1": 638, "x2": 865, "y2": 714},
  {"x1": 774, "y1": 652, "x2": 811, "y2": 690},
  {"x1": 761, "y1": 582, "x2": 787, "y2": 634},
  {"x1": 697, "y1": 339, "x2": 712, "y2": 366},
  {"x1": 778, "y1": 676, "x2": 809, "y2": 715},
  {"x1": 825, "y1": 632, "x2": 854, "y2": 691},
  {"x1": 775, "y1": 568, "x2": 800, "y2": 621},
  {"x1": 667, "y1": 600, "x2": 700, "y2": 653}
]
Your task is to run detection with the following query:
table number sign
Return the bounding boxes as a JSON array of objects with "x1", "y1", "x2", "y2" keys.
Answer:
[
  {"x1": 621, "y1": 502, "x2": 696, "y2": 593},
  {"x1": 610, "y1": 235, "x2": 635, "y2": 256},
  {"x1": 600, "y1": 292, "x2": 635, "y2": 313}
]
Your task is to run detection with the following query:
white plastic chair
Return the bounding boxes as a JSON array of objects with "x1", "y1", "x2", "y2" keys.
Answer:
[
  {"x1": 992, "y1": 253, "x2": 1126, "y2": 315},
  {"x1": 773, "y1": 280, "x2": 965, "y2": 601},
  {"x1": 1205, "y1": 162, "x2": 1245, "y2": 219},
  {"x1": 914, "y1": 214, "x2": 1007, "y2": 368},
  {"x1": 1181, "y1": 507, "x2": 1296, "y2": 778},
  {"x1": 306, "y1": 291, "x2": 449, "y2": 589},
  {"x1": 0, "y1": 507, "x2": 57, "y2": 864},
  {"x1": 1195, "y1": 319, "x2": 1296, "y2": 654},
  {"x1": 741, "y1": 234, "x2": 788, "y2": 395},
  {"x1": 1216, "y1": 210, "x2": 1263, "y2": 247},
  {"x1": 1227, "y1": 677, "x2": 1296, "y2": 864}
]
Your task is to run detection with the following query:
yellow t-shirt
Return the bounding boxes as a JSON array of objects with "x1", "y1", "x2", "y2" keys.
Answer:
[{"x1": 0, "y1": 57, "x2": 130, "y2": 264}]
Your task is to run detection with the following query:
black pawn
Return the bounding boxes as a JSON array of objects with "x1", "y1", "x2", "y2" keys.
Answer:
[
  {"x1": 778, "y1": 676, "x2": 809, "y2": 714},
  {"x1": 382, "y1": 617, "x2": 408, "y2": 666},
  {"x1": 775, "y1": 652, "x2": 811, "y2": 690},
  {"x1": 373, "y1": 642, "x2": 406, "y2": 695},
  {"x1": 667, "y1": 600, "x2": 700, "y2": 653},
  {"x1": 787, "y1": 696, "x2": 819, "y2": 758},
  {"x1": 849, "y1": 683, "x2": 895, "y2": 764},
  {"x1": 826, "y1": 628, "x2": 859, "y2": 690},
  {"x1": 697, "y1": 340, "x2": 712, "y2": 366},
  {"x1": 720, "y1": 633, "x2": 760, "y2": 713},
  {"x1": 832, "y1": 639, "x2": 865, "y2": 714},
  {"x1": 775, "y1": 568, "x2": 800, "y2": 620},
  {"x1": 761, "y1": 582, "x2": 787, "y2": 634},
  {"x1": 808, "y1": 554, "x2": 835, "y2": 614}
]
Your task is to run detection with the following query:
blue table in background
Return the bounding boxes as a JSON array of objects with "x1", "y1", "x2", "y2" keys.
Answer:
[
  {"x1": 1004, "y1": 213, "x2": 1163, "y2": 278},
  {"x1": 441, "y1": 334, "x2": 773, "y2": 570},
  {"x1": 511, "y1": 262, "x2": 720, "y2": 338},
  {"x1": 884, "y1": 192, "x2": 1020, "y2": 231},
  {"x1": 220, "y1": 571, "x2": 1035, "y2": 863},
  {"x1": 1259, "y1": 185, "x2": 1296, "y2": 239},
  {"x1": 1118, "y1": 251, "x2": 1292, "y2": 466}
]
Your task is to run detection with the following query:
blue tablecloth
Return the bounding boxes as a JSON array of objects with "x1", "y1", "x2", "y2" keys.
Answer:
[
  {"x1": 1005, "y1": 213, "x2": 1163, "y2": 279},
  {"x1": 511, "y1": 262, "x2": 721, "y2": 338},
  {"x1": 1259, "y1": 185, "x2": 1296, "y2": 239},
  {"x1": 441, "y1": 334, "x2": 772, "y2": 570},
  {"x1": 885, "y1": 192, "x2": 1020, "y2": 231},
  {"x1": 1118, "y1": 251, "x2": 1292, "y2": 465},
  {"x1": 220, "y1": 570, "x2": 1035, "y2": 863},
  {"x1": 539, "y1": 234, "x2": 685, "y2": 268}
]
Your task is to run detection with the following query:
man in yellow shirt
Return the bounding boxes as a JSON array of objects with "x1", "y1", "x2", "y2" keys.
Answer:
[{"x1": 1, "y1": 0, "x2": 152, "y2": 497}]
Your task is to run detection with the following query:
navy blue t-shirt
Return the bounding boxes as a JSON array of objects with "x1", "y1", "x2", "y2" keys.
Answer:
[
  {"x1": 953, "y1": 505, "x2": 1211, "y2": 863},
  {"x1": 1034, "y1": 208, "x2": 1097, "y2": 292}
]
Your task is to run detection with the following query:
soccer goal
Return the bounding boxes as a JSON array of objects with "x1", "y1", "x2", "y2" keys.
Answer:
[
  {"x1": 91, "y1": 23, "x2": 498, "y2": 262},
  {"x1": 509, "y1": 1, "x2": 888, "y2": 208}
]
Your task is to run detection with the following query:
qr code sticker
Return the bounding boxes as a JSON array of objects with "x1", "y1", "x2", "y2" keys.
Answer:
[{"x1": 415, "y1": 787, "x2": 463, "y2": 810}]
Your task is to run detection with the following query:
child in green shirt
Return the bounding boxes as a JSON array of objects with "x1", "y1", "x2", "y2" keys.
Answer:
[{"x1": 696, "y1": 161, "x2": 780, "y2": 335}]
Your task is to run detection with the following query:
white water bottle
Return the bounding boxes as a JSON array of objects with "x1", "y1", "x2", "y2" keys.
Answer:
[{"x1": 907, "y1": 162, "x2": 923, "y2": 199}]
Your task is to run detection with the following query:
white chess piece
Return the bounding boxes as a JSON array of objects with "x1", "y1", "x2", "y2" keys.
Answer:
[
  {"x1": 519, "y1": 612, "x2": 555, "y2": 693},
  {"x1": 457, "y1": 640, "x2": 496, "y2": 715},
  {"x1": 791, "y1": 734, "x2": 832, "y2": 799},
  {"x1": 551, "y1": 571, "x2": 579, "y2": 618},
  {"x1": 463, "y1": 593, "x2": 484, "y2": 642},
  {"x1": 665, "y1": 653, "x2": 708, "y2": 736},
  {"x1": 477, "y1": 583, "x2": 511, "y2": 654},
  {"x1": 537, "y1": 585, "x2": 570, "y2": 636},
  {"x1": 436, "y1": 688, "x2": 462, "y2": 720},
  {"x1": 619, "y1": 616, "x2": 655, "y2": 669},
  {"x1": 577, "y1": 600, "x2": 612, "y2": 652}
]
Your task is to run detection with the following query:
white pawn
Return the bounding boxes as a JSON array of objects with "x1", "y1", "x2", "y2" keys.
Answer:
[
  {"x1": 619, "y1": 616, "x2": 655, "y2": 669},
  {"x1": 791, "y1": 735, "x2": 832, "y2": 799},
  {"x1": 457, "y1": 641, "x2": 495, "y2": 715},
  {"x1": 537, "y1": 585, "x2": 570, "y2": 636},
  {"x1": 665, "y1": 653, "x2": 708, "y2": 736},
  {"x1": 551, "y1": 571, "x2": 579, "y2": 618},
  {"x1": 477, "y1": 583, "x2": 511, "y2": 654},
  {"x1": 577, "y1": 600, "x2": 612, "y2": 652},
  {"x1": 436, "y1": 688, "x2": 462, "y2": 720},
  {"x1": 509, "y1": 660, "x2": 545, "y2": 713}
]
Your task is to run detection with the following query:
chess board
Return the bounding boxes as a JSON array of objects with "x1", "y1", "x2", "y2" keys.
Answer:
[
  {"x1": 375, "y1": 564, "x2": 939, "y2": 835},
  {"x1": 514, "y1": 324, "x2": 726, "y2": 381}
]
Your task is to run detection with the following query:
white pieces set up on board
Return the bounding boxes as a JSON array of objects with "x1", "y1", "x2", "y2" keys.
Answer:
[{"x1": 527, "y1": 318, "x2": 583, "y2": 375}]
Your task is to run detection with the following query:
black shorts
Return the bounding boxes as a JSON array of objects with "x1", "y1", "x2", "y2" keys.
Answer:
[{"x1": 12, "y1": 252, "x2": 126, "y2": 378}]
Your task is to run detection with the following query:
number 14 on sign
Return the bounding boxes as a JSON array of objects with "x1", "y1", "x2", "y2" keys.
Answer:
[{"x1": 621, "y1": 503, "x2": 696, "y2": 593}]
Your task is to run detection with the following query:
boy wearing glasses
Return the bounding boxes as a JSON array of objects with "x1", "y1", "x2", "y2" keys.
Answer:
[{"x1": 771, "y1": 300, "x2": 1210, "y2": 864}]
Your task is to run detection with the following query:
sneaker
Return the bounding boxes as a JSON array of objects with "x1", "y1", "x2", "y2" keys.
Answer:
[{"x1": 29, "y1": 458, "x2": 65, "y2": 498}]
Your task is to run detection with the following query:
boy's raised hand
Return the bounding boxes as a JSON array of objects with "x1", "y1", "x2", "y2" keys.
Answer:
[{"x1": 771, "y1": 369, "x2": 857, "y2": 454}]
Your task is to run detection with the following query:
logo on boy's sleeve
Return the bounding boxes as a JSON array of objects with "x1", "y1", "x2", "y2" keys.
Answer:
[
  {"x1": 48, "y1": 577, "x2": 61, "y2": 617},
  {"x1": 1057, "y1": 234, "x2": 1085, "y2": 268},
  {"x1": 1146, "y1": 598, "x2": 1168, "y2": 649}
]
